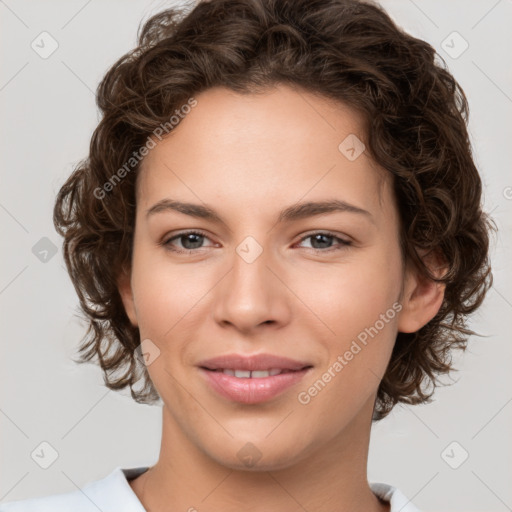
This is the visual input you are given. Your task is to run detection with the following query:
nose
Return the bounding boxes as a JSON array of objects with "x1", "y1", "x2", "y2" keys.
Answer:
[{"x1": 211, "y1": 242, "x2": 292, "y2": 334}]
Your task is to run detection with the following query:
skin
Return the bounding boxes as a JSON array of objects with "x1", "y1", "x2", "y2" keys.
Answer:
[{"x1": 118, "y1": 84, "x2": 445, "y2": 512}]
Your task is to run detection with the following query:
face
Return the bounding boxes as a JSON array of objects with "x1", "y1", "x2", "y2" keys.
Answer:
[{"x1": 118, "y1": 84, "x2": 433, "y2": 471}]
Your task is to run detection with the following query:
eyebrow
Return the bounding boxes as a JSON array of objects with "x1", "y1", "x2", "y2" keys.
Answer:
[{"x1": 146, "y1": 198, "x2": 373, "y2": 225}]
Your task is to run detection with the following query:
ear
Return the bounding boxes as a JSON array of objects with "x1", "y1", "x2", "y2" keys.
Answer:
[
  {"x1": 397, "y1": 249, "x2": 447, "y2": 334},
  {"x1": 117, "y1": 264, "x2": 138, "y2": 328}
]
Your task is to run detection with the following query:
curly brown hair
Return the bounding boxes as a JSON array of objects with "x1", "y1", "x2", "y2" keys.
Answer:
[{"x1": 53, "y1": 0, "x2": 494, "y2": 421}]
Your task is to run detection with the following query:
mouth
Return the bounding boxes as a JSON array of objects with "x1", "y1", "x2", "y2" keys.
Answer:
[
  {"x1": 198, "y1": 363, "x2": 313, "y2": 404},
  {"x1": 196, "y1": 353, "x2": 313, "y2": 404},
  {"x1": 200, "y1": 367, "x2": 311, "y2": 378}
]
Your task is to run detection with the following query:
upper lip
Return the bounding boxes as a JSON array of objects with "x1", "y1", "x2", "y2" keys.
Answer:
[{"x1": 198, "y1": 353, "x2": 312, "y2": 371}]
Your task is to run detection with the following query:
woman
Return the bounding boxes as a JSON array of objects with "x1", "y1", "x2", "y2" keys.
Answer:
[{"x1": 0, "y1": 0, "x2": 493, "y2": 510}]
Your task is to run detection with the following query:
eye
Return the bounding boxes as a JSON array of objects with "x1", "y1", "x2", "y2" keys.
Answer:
[
  {"x1": 161, "y1": 230, "x2": 215, "y2": 253},
  {"x1": 161, "y1": 230, "x2": 352, "y2": 255},
  {"x1": 295, "y1": 231, "x2": 352, "y2": 252}
]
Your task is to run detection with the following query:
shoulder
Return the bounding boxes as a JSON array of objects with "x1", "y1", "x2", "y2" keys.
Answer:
[
  {"x1": 0, "y1": 486, "x2": 100, "y2": 512},
  {"x1": 370, "y1": 482, "x2": 421, "y2": 512},
  {"x1": 0, "y1": 466, "x2": 149, "y2": 512}
]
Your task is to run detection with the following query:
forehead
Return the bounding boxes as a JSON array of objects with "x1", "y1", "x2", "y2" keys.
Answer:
[{"x1": 136, "y1": 84, "x2": 393, "y2": 223}]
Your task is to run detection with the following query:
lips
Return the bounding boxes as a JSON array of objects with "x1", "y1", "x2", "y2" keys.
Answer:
[
  {"x1": 197, "y1": 353, "x2": 313, "y2": 404},
  {"x1": 197, "y1": 353, "x2": 312, "y2": 372}
]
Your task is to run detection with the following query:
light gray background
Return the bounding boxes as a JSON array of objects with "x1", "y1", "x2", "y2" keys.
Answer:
[{"x1": 1, "y1": 1, "x2": 511, "y2": 511}]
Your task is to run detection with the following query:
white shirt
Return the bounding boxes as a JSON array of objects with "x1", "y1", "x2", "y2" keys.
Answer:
[{"x1": 0, "y1": 466, "x2": 421, "y2": 511}]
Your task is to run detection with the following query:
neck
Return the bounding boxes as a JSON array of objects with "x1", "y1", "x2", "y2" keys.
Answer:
[{"x1": 130, "y1": 394, "x2": 389, "y2": 512}]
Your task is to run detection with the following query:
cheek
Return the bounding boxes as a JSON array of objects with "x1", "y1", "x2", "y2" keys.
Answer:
[
  {"x1": 129, "y1": 239, "x2": 212, "y2": 337},
  {"x1": 294, "y1": 260, "x2": 401, "y2": 430},
  {"x1": 293, "y1": 247, "x2": 402, "y2": 334},
  {"x1": 291, "y1": 245, "x2": 402, "y2": 399}
]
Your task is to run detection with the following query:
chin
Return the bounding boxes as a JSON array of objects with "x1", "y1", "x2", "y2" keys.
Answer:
[{"x1": 202, "y1": 433, "x2": 312, "y2": 473}]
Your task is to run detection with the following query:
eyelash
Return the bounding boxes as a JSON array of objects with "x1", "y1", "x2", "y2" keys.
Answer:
[{"x1": 160, "y1": 229, "x2": 352, "y2": 254}]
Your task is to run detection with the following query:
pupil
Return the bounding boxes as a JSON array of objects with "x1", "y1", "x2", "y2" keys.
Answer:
[
  {"x1": 182, "y1": 233, "x2": 203, "y2": 249},
  {"x1": 311, "y1": 234, "x2": 332, "y2": 249}
]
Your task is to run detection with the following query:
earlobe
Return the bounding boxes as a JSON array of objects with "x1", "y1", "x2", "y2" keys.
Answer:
[
  {"x1": 117, "y1": 266, "x2": 138, "y2": 328},
  {"x1": 397, "y1": 251, "x2": 447, "y2": 334}
]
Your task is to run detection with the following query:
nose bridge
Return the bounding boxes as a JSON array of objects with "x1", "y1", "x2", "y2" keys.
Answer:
[{"x1": 212, "y1": 233, "x2": 288, "y2": 330}]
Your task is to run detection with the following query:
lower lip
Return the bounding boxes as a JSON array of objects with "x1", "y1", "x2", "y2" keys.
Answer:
[{"x1": 199, "y1": 368, "x2": 311, "y2": 404}]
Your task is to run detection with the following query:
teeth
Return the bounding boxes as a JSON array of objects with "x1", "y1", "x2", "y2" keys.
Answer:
[
  {"x1": 221, "y1": 368, "x2": 285, "y2": 378},
  {"x1": 251, "y1": 370, "x2": 272, "y2": 378}
]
